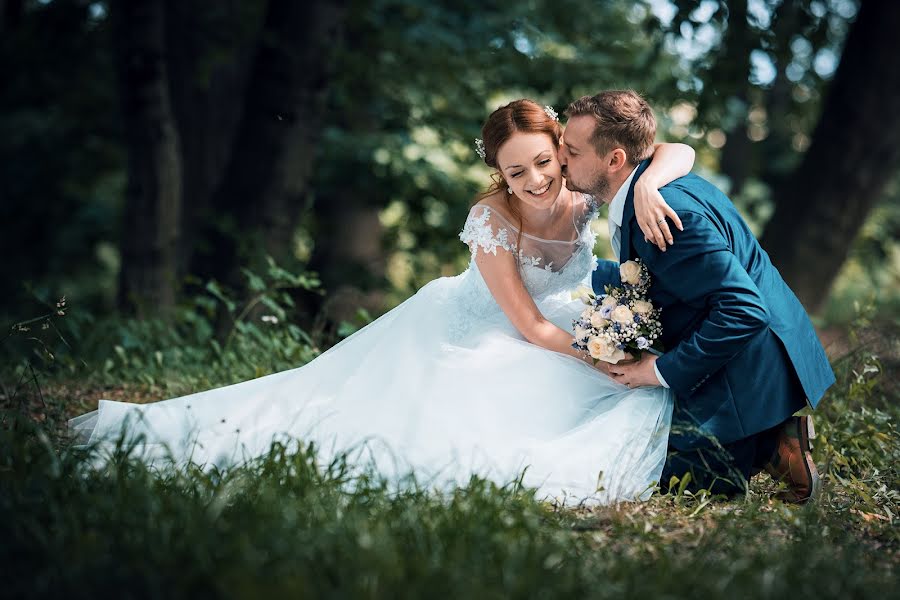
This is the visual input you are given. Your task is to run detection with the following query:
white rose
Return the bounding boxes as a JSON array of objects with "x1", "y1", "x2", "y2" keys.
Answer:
[
  {"x1": 580, "y1": 308, "x2": 594, "y2": 321},
  {"x1": 588, "y1": 335, "x2": 627, "y2": 364},
  {"x1": 572, "y1": 285, "x2": 594, "y2": 302},
  {"x1": 590, "y1": 312, "x2": 609, "y2": 329},
  {"x1": 620, "y1": 260, "x2": 642, "y2": 285},
  {"x1": 586, "y1": 336, "x2": 607, "y2": 360},
  {"x1": 603, "y1": 346, "x2": 628, "y2": 364},
  {"x1": 632, "y1": 300, "x2": 653, "y2": 315},
  {"x1": 611, "y1": 305, "x2": 634, "y2": 325},
  {"x1": 601, "y1": 295, "x2": 618, "y2": 310}
]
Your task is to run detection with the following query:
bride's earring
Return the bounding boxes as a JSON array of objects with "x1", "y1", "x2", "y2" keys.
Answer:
[{"x1": 507, "y1": 186, "x2": 512, "y2": 194}]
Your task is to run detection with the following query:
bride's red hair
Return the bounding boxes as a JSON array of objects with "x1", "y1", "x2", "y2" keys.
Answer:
[{"x1": 476, "y1": 100, "x2": 563, "y2": 251}]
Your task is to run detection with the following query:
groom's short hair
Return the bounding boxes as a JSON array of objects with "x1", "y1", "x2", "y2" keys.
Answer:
[{"x1": 565, "y1": 90, "x2": 656, "y2": 166}]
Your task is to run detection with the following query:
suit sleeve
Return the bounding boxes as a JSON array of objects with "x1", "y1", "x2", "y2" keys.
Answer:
[
  {"x1": 591, "y1": 259, "x2": 622, "y2": 293},
  {"x1": 636, "y1": 207, "x2": 770, "y2": 397}
]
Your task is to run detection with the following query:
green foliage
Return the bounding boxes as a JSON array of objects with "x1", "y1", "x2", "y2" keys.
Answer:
[
  {"x1": 0, "y1": 259, "x2": 325, "y2": 406},
  {"x1": 314, "y1": 0, "x2": 685, "y2": 297},
  {"x1": 821, "y1": 178, "x2": 900, "y2": 325},
  {"x1": 0, "y1": 294, "x2": 75, "y2": 432},
  {"x1": 84, "y1": 258, "x2": 324, "y2": 395},
  {"x1": 336, "y1": 307, "x2": 375, "y2": 339},
  {"x1": 0, "y1": 0, "x2": 123, "y2": 316},
  {"x1": 1, "y1": 0, "x2": 896, "y2": 324},
  {"x1": 815, "y1": 330, "x2": 900, "y2": 528}
]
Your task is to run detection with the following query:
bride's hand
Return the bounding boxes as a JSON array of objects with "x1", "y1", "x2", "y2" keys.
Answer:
[{"x1": 633, "y1": 178, "x2": 684, "y2": 252}]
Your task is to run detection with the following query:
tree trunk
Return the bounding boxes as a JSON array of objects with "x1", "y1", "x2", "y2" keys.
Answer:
[
  {"x1": 760, "y1": 0, "x2": 900, "y2": 313},
  {"x1": 0, "y1": 0, "x2": 25, "y2": 34},
  {"x1": 193, "y1": 0, "x2": 347, "y2": 293},
  {"x1": 760, "y1": 0, "x2": 807, "y2": 193},
  {"x1": 164, "y1": 0, "x2": 258, "y2": 282},
  {"x1": 704, "y1": 0, "x2": 753, "y2": 196},
  {"x1": 719, "y1": 106, "x2": 752, "y2": 197},
  {"x1": 111, "y1": 0, "x2": 182, "y2": 317},
  {"x1": 307, "y1": 187, "x2": 386, "y2": 327}
]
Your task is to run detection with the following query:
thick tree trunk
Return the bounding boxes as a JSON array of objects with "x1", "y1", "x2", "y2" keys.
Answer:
[
  {"x1": 111, "y1": 0, "x2": 182, "y2": 317},
  {"x1": 194, "y1": 0, "x2": 347, "y2": 292},
  {"x1": 759, "y1": 0, "x2": 900, "y2": 313},
  {"x1": 164, "y1": 0, "x2": 258, "y2": 282}
]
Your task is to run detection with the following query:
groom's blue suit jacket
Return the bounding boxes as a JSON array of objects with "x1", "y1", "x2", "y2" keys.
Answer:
[{"x1": 592, "y1": 159, "x2": 835, "y2": 450}]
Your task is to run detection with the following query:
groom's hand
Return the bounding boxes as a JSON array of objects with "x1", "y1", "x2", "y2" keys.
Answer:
[{"x1": 608, "y1": 353, "x2": 662, "y2": 389}]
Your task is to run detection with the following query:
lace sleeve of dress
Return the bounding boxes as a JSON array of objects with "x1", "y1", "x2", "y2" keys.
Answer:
[
  {"x1": 572, "y1": 192, "x2": 600, "y2": 243},
  {"x1": 458, "y1": 205, "x2": 516, "y2": 258},
  {"x1": 579, "y1": 193, "x2": 600, "y2": 217}
]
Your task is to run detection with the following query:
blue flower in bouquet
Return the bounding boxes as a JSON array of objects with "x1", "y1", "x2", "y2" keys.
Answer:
[{"x1": 637, "y1": 336, "x2": 650, "y2": 350}]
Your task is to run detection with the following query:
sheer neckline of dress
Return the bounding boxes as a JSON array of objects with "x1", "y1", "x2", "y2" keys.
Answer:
[{"x1": 472, "y1": 192, "x2": 592, "y2": 244}]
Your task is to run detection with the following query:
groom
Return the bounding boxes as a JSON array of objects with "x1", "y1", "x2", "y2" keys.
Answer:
[{"x1": 559, "y1": 90, "x2": 835, "y2": 501}]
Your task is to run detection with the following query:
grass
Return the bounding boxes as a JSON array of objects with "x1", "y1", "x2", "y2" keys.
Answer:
[
  {"x1": 1, "y1": 287, "x2": 898, "y2": 598},
  {"x1": 1, "y1": 401, "x2": 896, "y2": 599}
]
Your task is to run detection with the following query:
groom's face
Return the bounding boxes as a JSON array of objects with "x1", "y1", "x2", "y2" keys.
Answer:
[{"x1": 559, "y1": 115, "x2": 612, "y2": 203}]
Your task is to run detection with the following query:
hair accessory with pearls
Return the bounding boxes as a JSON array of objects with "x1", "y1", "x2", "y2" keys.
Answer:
[{"x1": 543, "y1": 105, "x2": 558, "y2": 121}]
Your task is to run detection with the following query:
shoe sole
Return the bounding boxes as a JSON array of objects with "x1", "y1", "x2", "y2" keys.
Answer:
[{"x1": 797, "y1": 415, "x2": 821, "y2": 503}]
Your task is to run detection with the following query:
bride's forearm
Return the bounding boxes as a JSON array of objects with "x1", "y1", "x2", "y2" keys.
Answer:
[
  {"x1": 523, "y1": 319, "x2": 608, "y2": 374},
  {"x1": 643, "y1": 142, "x2": 695, "y2": 187}
]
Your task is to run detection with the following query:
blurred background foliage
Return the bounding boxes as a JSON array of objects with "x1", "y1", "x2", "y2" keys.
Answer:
[{"x1": 1, "y1": 0, "x2": 897, "y2": 346}]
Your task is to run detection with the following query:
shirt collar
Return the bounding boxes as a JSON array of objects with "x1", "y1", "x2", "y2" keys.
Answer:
[{"x1": 608, "y1": 165, "x2": 640, "y2": 229}]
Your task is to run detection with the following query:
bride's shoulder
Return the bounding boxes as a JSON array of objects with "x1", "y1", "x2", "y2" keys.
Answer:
[
  {"x1": 460, "y1": 194, "x2": 518, "y2": 252},
  {"x1": 469, "y1": 193, "x2": 516, "y2": 225}
]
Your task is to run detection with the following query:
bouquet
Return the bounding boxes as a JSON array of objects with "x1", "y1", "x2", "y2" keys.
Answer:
[{"x1": 571, "y1": 259, "x2": 663, "y2": 364}]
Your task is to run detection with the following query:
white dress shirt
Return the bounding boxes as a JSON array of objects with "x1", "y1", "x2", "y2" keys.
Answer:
[{"x1": 607, "y1": 166, "x2": 670, "y2": 389}]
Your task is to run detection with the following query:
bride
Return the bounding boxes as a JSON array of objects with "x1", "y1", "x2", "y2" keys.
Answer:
[{"x1": 70, "y1": 99, "x2": 694, "y2": 505}]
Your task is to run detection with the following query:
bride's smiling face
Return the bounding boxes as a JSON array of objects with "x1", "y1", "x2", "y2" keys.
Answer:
[{"x1": 495, "y1": 132, "x2": 563, "y2": 210}]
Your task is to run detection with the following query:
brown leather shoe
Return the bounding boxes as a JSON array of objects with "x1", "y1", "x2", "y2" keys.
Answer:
[{"x1": 763, "y1": 415, "x2": 821, "y2": 503}]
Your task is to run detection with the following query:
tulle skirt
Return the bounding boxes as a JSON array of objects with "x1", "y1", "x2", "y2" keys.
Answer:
[{"x1": 69, "y1": 273, "x2": 673, "y2": 506}]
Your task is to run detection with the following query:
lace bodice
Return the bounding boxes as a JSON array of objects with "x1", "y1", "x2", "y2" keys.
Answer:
[{"x1": 455, "y1": 192, "x2": 599, "y2": 314}]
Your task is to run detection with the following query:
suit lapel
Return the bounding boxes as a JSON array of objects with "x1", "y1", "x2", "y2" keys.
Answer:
[{"x1": 618, "y1": 158, "x2": 653, "y2": 264}]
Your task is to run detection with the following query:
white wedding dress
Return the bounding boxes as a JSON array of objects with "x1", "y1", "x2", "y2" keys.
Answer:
[{"x1": 69, "y1": 193, "x2": 673, "y2": 505}]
